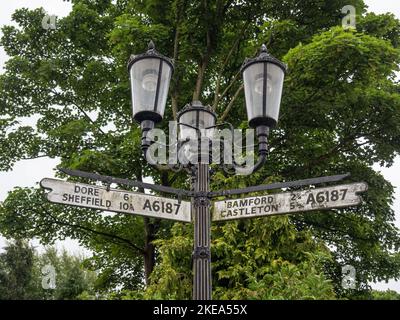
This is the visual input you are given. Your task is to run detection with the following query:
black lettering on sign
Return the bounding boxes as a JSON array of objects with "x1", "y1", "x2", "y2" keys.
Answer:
[
  {"x1": 316, "y1": 191, "x2": 325, "y2": 203},
  {"x1": 142, "y1": 199, "x2": 181, "y2": 215},
  {"x1": 153, "y1": 201, "x2": 160, "y2": 211},
  {"x1": 74, "y1": 185, "x2": 99, "y2": 196},
  {"x1": 306, "y1": 193, "x2": 315, "y2": 205},
  {"x1": 306, "y1": 188, "x2": 349, "y2": 205},
  {"x1": 165, "y1": 202, "x2": 173, "y2": 213},
  {"x1": 143, "y1": 199, "x2": 152, "y2": 211},
  {"x1": 290, "y1": 192, "x2": 300, "y2": 210},
  {"x1": 119, "y1": 202, "x2": 134, "y2": 211},
  {"x1": 174, "y1": 203, "x2": 180, "y2": 215}
]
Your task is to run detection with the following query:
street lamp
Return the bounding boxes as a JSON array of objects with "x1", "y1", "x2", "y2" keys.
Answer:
[
  {"x1": 128, "y1": 41, "x2": 286, "y2": 300},
  {"x1": 241, "y1": 44, "x2": 286, "y2": 129},
  {"x1": 177, "y1": 102, "x2": 217, "y2": 164},
  {"x1": 241, "y1": 44, "x2": 287, "y2": 173},
  {"x1": 177, "y1": 101, "x2": 217, "y2": 141},
  {"x1": 128, "y1": 40, "x2": 174, "y2": 150}
]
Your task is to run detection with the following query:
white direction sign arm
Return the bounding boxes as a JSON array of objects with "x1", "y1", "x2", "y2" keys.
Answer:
[
  {"x1": 213, "y1": 182, "x2": 368, "y2": 222},
  {"x1": 40, "y1": 178, "x2": 191, "y2": 223}
]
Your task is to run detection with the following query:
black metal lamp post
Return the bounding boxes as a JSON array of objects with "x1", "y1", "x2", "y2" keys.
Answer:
[
  {"x1": 128, "y1": 41, "x2": 286, "y2": 300},
  {"x1": 177, "y1": 101, "x2": 217, "y2": 299}
]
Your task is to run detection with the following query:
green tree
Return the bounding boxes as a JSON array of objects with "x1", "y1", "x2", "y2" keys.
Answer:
[
  {"x1": 0, "y1": 0, "x2": 399, "y2": 299},
  {"x1": 0, "y1": 240, "x2": 98, "y2": 300},
  {"x1": 371, "y1": 289, "x2": 400, "y2": 300},
  {"x1": 0, "y1": 240, "x2": 38, "y2": 299},
  {"x1": 35, "y1": 247, "x2": 98, "y2": 300},
  {"x1": 145, "y1": 218, "x2": 336, "y2": 300}
]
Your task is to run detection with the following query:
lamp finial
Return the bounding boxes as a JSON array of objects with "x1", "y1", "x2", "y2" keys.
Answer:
[
  {"x1": 148, "y1": 40, "x2": 155, "y2": 51},
  {"x1": 261, "y1": 44, "x2": 267, "y2": 53}
]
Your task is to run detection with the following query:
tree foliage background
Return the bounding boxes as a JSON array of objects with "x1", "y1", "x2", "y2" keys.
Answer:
[
  {"x1": 0, "y1": 0, "x2": 400, "y2": 299},
  {"x1": 0, "y1": 240, "x2": 97, "y2": 300}
]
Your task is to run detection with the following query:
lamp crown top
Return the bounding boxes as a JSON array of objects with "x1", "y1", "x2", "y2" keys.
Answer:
[
  {"x1": 192, "y1": 100, "x2": 202, "y2": 107},
  {"x1": 127, "y1": 40, "x2": 174, "y2": 71},
  {"x1": 177, "y1": 101, "x2": 217, "y2": 119},
  {"x1": 240, "y1": 44, "x2": 287, "y2": 73},
  {"x1": 260, "y1": 44, "x2": 267, "y2": 53},
  {"x1": 148, "y1": 40, "x2": 155, "y2": 51}
]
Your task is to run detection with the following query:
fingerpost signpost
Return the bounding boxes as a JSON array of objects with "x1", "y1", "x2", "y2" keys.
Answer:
[
  {"x1": 40, "y1": 42, "x2": 368, "y2": 300},
  {"x1": 41, "y1": 178, "x2": 191, "y2": 223},
  {"x1": 213, "y1": 183, "x2": 368, "y2": 221}
]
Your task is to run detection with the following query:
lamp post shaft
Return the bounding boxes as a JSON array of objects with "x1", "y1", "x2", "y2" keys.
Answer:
[{"x1": 193, "y1": 162, "x2": 212, "y2": 300}]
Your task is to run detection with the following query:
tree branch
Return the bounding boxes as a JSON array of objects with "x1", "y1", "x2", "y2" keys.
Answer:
[
  {"x1": 212, "y1": 22, "x2": 249, "y2": 109},
  {"x1": 171, "y1": 1, "x2": 185, "y2": 120},
  {"x1": 193, "y1": 59, "x2": 209, "y2": 102},
  {"x1": 293, "y1": 216, "x2": 375, "y2": 243},
  {"x1": 213, "y1": 70, "x2": 241, "y2": 109},
  {"x1": 42, "y1": 207, "x2": 145, "y2": 255},
  {"x1": 21, "y1": 155, "x2": 49, "y2": 161},
  {"x1": 220, "y1": 84, "x2": 243, "y2": 121},
  {"x1": 50, "y1": 89, "x2": 107, "y2": 137},
  {"x1": 192, "y1": 3, "x2": 213, "y2": 102},
  {"x1": 72, "y1": 102, "x2": 107, "y2": 136}
]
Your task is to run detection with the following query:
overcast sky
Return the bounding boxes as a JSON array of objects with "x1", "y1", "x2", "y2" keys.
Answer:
[{"x1": 0, "y1": 0, "x2": 399, "y2": 291}]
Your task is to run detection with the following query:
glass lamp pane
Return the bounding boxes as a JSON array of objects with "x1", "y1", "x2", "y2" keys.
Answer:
[
  {"x1": 155, "y1": 61, "x2": 172, "y2": 118},
  {"x1": 243, "y1": 62, "x2": 264, "y2": 122},
  {"x1": 266, "y1": 63, "x2": 284, "y2": 123},
  {"x1": 243, "y1": 62, "x2": 284, "y2": 126},
  {"x1": 179, "y1": 110, "x2": 216, "y2": 141},
  {"x1": 130, "y1": 58, "x2": 172, "y2": 122},
  {"x1": 198, "y1": 110, "x2": 216, "y2": 139},
  {"x1": 179, "y1": 110, "x2": 197, "y2": 141}
]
